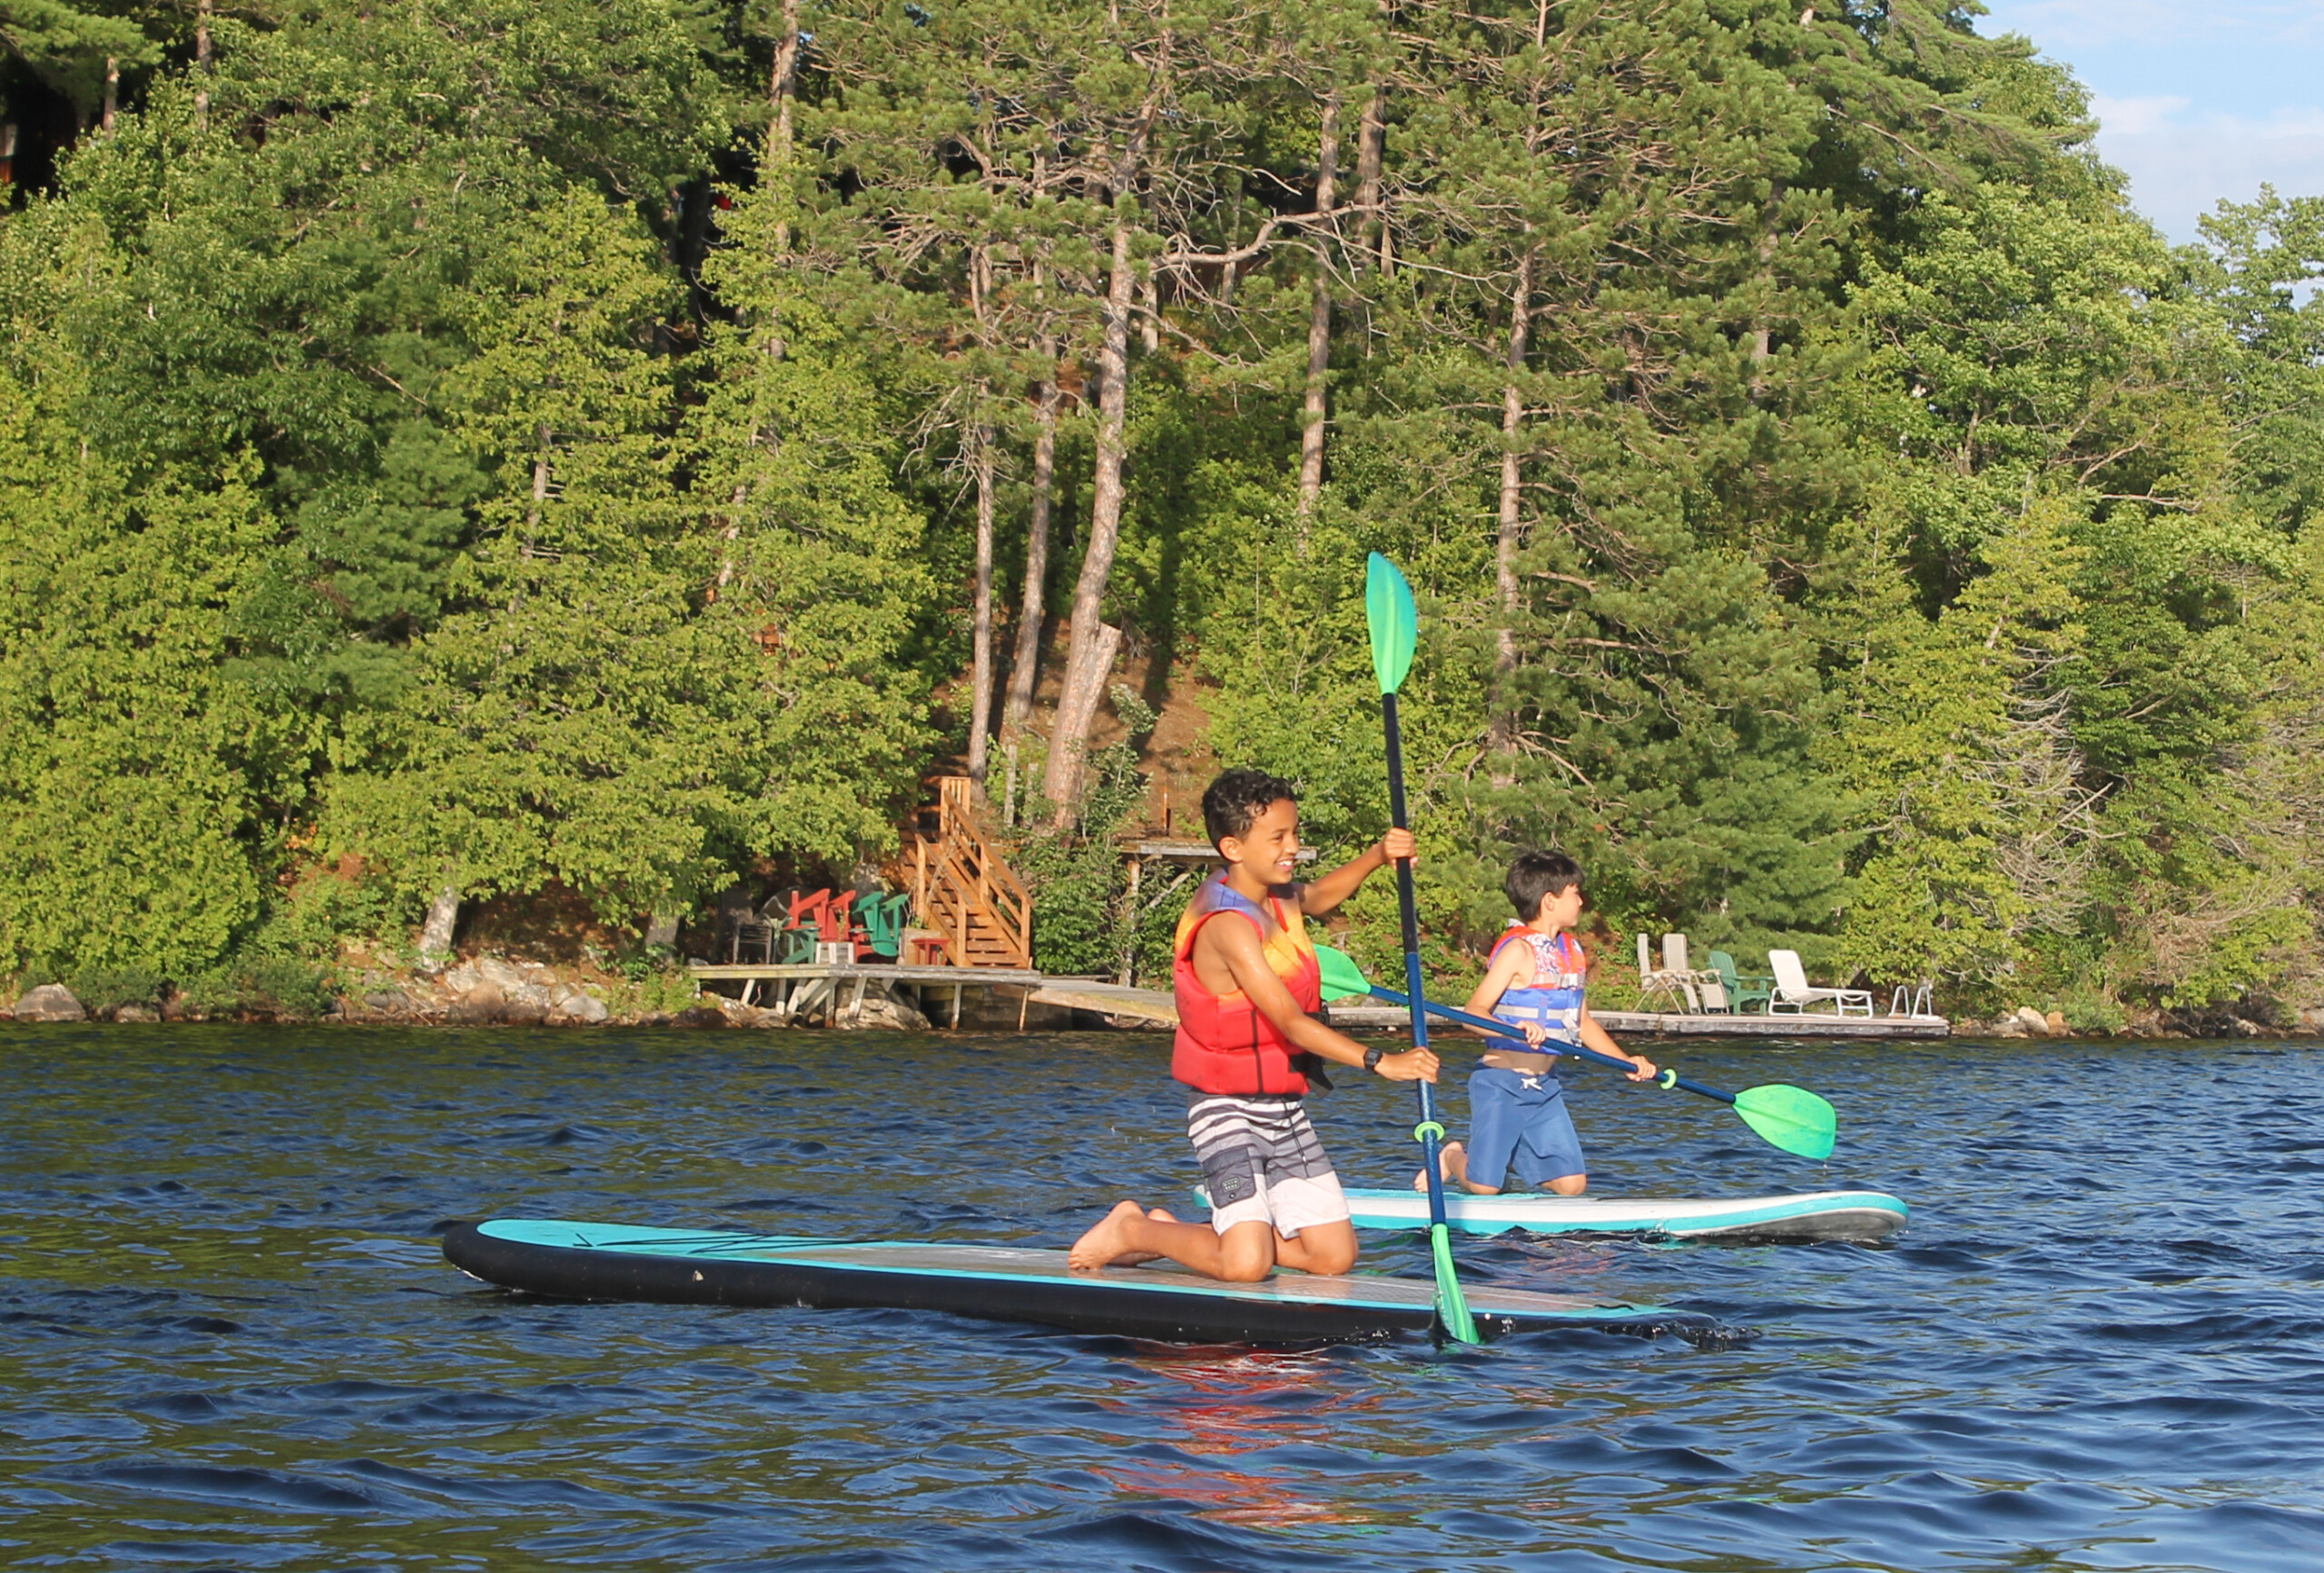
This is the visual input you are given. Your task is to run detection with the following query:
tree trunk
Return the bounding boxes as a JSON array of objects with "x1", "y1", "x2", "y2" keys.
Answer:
[
  {"x1": 1354, "y1": 85, "x2": 1385, "y2": 273},
  {"x1": 767, "y1": 0, "x2": 802, "y2": 174},
  {"x1": 194, "y1": 0, "x2": 212, "y2": 127},
  {"x1": 966, "y1": 421, "x2": 998, "y2": 781},
  {"x1": 766, "y1": 0, "x2": 803, "y2": 254},
  {"x1": 1749, "y1": 180, "x2": 1786, "y2": 400},
  {"x1": 527, "y1": 423, "x2": 551, "y2": 539},
  {"x1": 1047, "y1": 622, "x2": 1122, "y2": 824},
  {"x1": 1003, "y1": 351, "x2": 1060, "y2": 735},
  {"x1": 102, "y1": 58, "x2": 118, "y2": 133},
  {"x1": 1295, "y1": 92, "x2": 1342, "y2": 530},
  {"x1": 1488, "y1": 248, "x2": 1533, "y2": 781},
  {"x1": 1044, "y1": 135, "x2": 1146, "y2": 818},
  {"x1": 419, "y1": 884, "x2": 461, "y2": 960},
  {"x1": 963, "y1": 237, "x2": 1000, "y2": 783}
]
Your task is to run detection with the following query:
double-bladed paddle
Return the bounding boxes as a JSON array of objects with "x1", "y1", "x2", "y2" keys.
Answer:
[
  {"x1": 1364, "y1": 552, "x2": 1479, "y2": 1345},
  {"x1": 1313, "y1": 942, "x2": 1840, "y2": 1162}
]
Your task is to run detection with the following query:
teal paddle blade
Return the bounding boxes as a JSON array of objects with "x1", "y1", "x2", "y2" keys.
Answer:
[
  {"x1": 1429, "y1": 1222, "x2": 1480, "y2": 1343},
  {"x1": 1314, "y1": 943, "x2": 1374, "y2": 1003},
  {"x1": 1365, "y1": 553, "x2": 1417, "y2": 697},
  {"x1": 1732, "y1": 1085, "x2": 1837, "y2": 1161}
]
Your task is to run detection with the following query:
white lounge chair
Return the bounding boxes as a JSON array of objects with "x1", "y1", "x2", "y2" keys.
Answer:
[{"x1": 1767, "y1": 949, "x2": 1874, "y2": 1017}]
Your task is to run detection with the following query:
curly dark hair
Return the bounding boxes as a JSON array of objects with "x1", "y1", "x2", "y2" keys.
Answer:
[
  {"x1": 1201, "y1": 769, "x2": 1299, "y2": 848},
  {"x1": 1505, "y1": 850, "x2": 1581, "y2": 919}
]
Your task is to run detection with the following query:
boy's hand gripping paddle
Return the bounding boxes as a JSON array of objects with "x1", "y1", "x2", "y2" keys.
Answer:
[
  {"x1": 1364, "y1": 552, "x2": 1479, "y2": 1345},
  {"x1": 1314, "y1": 943, "x2": 1839, "y2": 1162}
]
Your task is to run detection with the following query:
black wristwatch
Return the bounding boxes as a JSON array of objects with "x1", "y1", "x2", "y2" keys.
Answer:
[{"x1": 1363, "y1": 1046, "x2": 1386, "y2": 1074}]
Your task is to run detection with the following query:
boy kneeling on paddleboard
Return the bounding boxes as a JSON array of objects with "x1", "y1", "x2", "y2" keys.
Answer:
[
  {"x1": 1068, "y1": 769, "x2": 1438, "y2": 1281},
  {"x1": 1424, "y1": 850, "x2": 1657, "y2": 1197}
]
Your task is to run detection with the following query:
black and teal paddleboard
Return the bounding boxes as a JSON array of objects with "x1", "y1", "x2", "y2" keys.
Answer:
[{"x1": 444, "y1": 1219, "x2": 1713, "y2": 1345}]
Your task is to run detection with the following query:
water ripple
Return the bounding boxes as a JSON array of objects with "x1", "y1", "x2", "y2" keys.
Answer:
[{"x1": 2, "y1": 1027, "x2": 2320, "y2": 1571}]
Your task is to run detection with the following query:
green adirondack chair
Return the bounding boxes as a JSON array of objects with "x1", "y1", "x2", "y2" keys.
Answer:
[
  {"x1": 1707, "y1": 950, "x2": 1774, "y2": 1014},
  {"x1": 854, "y1": 892, "x2": 912, "y2": 960}
]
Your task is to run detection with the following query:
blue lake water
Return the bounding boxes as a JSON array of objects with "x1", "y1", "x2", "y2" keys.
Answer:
[{"x1": 3, "y1": 1026, "x2": 2321, "y2": 1571}]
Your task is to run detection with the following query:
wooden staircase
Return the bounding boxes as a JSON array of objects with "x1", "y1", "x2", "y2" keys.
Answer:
[{"x1": 902, "y1": 777, "x2": 1033, "y2": 968}]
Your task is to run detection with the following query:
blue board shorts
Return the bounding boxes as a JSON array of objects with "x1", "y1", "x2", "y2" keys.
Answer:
[{"x1": 1466, "y1": 1065, "x2": 1586, "y2": 1190}]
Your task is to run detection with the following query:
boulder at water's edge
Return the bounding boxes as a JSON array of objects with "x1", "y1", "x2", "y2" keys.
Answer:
[{"x1": 8, "y1": 985, "x2": 87, "y2": 1022}]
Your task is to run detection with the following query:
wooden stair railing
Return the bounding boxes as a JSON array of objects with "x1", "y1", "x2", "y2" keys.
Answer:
[{"x1": 904, "y1": 777, "x2": 1033, "y2": 968}]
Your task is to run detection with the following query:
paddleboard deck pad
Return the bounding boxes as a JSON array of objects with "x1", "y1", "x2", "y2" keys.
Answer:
[
  {"x1": 1333, "y1": 1188, "x2": 1908, "y2": 1242},
  {"x1": 443, "y1": 1219, "x2": 1716, "y2": 1345}
]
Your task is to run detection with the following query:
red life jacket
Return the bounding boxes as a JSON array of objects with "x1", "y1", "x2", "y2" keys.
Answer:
[{"x1": 1170, "y1": 874, "x2": 1323, "y2": 1096}]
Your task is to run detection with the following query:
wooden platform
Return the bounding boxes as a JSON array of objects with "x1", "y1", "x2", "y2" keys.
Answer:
[
  {"x1": 688, "y1": 961, "x2": 1047, "y2": 1028},
  {"x1": 1325, "y1": 1003, "x2": 1951, "y2": 1039},
  {"x1": 1002, "y1": 978, "x2": 1182, "y2": 1025},
  {"x1": 690, "y1": 962, "x2": 1044, "y2": 987},
  {"x1": 687, "y1": 964, "x2": 1948, "y2": 1037}
]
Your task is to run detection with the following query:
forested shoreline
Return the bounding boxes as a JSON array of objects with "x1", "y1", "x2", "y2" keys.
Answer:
[{"x1": 2, "y1": 1, "x2": 2319, "y2": 1027}]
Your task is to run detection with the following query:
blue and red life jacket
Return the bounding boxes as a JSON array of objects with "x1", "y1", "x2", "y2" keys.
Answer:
[
  {"x1": 1170, "y1": 873, "x2": 1323, "y2": 1096},
  {"x1": 1487, "y1": 924, "x2": 1587, "y2": 1049}
]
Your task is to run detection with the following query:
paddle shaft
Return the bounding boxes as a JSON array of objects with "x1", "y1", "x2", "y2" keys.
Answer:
[
  {"x1": 1359, "y1": 981, "x2": 1739, "y2": 1107},
  {"x1": 1379, "y1": 693, "x2": 1456, "y2": 1223}
]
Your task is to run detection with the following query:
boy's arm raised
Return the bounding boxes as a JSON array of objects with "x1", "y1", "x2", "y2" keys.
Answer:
[
  {"x1": 1203, "y1": 918, "x2": 1438, "y2": 1084},
  {"x1": 1296, "y1": 827, "x2": 1416, "y2": 915}
]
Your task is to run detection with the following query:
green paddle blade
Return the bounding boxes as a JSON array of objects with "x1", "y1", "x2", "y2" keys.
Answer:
[
  {"x1": 1429, "y1": 1222, "x2": 1480, "y2": 1344},
  {"x1": 1315, "y1": 943, "x2": 1374, "y2": 1003},
  {"x1": 1732, "y1": 1085, "x2": 1837, "y2": 1161},
  {"x1": 1365, "y1": 553, "x2": 1417, "y2": 697}
]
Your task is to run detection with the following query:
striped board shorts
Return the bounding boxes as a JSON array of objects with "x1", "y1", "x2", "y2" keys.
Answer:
[{"x1": 1186, "y1": 1091, "x2": 1351, "y2": 1238}]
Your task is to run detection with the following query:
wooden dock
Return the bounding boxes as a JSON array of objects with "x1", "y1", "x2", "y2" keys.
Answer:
[
  {"x1": 690, "y1": 961, "x2": 1045, "y2": 1028},
  {"x1": 1029, "y1": 988, "x2": 1951, "y2": 1038},
  {"x1": 1325, "y1": 1003, "x2": 1951, "y2": 1039},
  {"x1": 689, "y1": 963, "x2": 1949, "y2": 1038}
]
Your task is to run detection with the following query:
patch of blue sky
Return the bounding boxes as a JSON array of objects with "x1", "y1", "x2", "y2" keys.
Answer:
[{"x1": 1974, "y1": 1, "x2": 2324, "y2": 245}]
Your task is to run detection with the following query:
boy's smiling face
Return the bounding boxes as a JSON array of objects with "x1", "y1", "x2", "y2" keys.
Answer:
[{"x1": 1219, "y1": 797, "x2": 1301, "y2": 890}]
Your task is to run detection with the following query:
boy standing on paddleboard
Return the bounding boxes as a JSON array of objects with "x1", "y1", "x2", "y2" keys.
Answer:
[
  {"x1": 1068, "y1": 769, "x2": 1439, "y2": 1281},
  {"x1": 1423, "y1": 850, "x2": 1657, "y2": 1197}
]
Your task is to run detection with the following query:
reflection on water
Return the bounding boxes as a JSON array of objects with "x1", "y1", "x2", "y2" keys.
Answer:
[
  {"x1": 1099, "y1": 1349, "x2": 1386, "y2": 1529},
  {"x1": 3, "y1": 1025, "x2": 2322, "y2": 1570}
]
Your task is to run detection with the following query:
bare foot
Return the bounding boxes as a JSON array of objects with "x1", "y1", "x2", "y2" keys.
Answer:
[
  {"x1": 1413, "y1": 1141, "x2": 1467, "y2": 1192},
  {"x1": 1105, "y1": 1207, "x2": 1179, "y2": 1267},
  {"x1": 1068, "y1": 1200, "x2": 1148, "y2": 1272}
]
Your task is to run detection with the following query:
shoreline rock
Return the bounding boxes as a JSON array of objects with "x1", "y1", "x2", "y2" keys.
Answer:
[{"x1": 7, "y1": 984, "x2": 86, "y2": 1022}]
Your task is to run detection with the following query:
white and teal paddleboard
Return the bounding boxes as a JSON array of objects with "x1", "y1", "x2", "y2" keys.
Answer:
[{"x1": 1334, "y1": 1188, "x2": 1907, "y2": 1242}]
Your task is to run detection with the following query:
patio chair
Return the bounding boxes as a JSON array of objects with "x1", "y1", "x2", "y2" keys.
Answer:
[
  {"x1": 767, "y1": 889, "x2": 822, "y2": 964},
  {"x1": 1706, "y1": 950, "x2": 1773, "y2": 1014},
  {"x1": 1888, "y1": 979, "x2": 1935, "y2": 1018},
  {"x1": 1635, "y1": 932, "x2": 1690, "y2": 1012},
  {"x1": 1661, "y1": 933, "x2": 1713, "y2": 1012},
  {"x1": 853, "y1": 892, "x2": 912, "y2": 961},
  {"x1": 1767, "y1": 949, "x2": 1874, "y2": 1017},
  {"x1": 723, "y1": 887, "x2": 776, "y2": 965}
]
